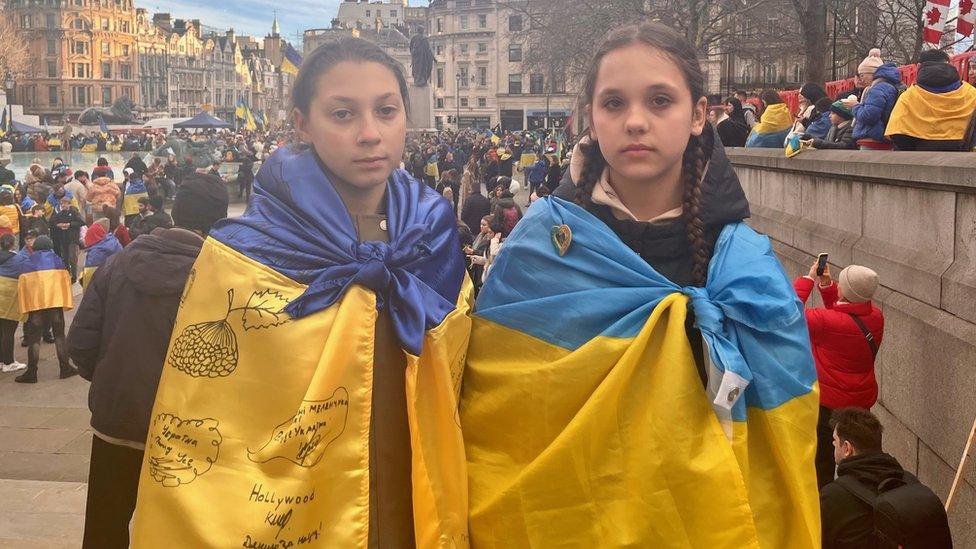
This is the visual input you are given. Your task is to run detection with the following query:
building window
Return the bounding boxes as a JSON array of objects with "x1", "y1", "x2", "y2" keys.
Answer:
[
  {"x1": 436, "y1": 45, "x2": 444, "y2": 56},
  {"x1": 508, "y1": 44, "x2": 522, "y2": 62},
  {"x1": 391, "y1": 10, "x2": 397, "y2": 17},
  {"x1": 122, "y1": 44, "x2": 130, "y2": 57},
  {"x1": 436, "y1": 97, "x2": 444, "y2": 109},
  {"x1": 101, "y1": 18, "x2": 109, "y2": 30},
  {"x1": 478, "y1": 97, "x2": 486, "y2": 107},
  {"x1": 47, "y1": 39, "x2": 56, "y2": 55},
  {"x1": 553, "y1": 72, "x2": 566, "y2": 93},
  {"x1": 792, "y1": 64, "x2": 802, "y2": 82},
  {"x1": 120, "y1": 64, "x2": 131, "y2": 80},
  {"x1": 530, "y1": 73, "x2": 544, "y2": 94},
  {"x1": 102, "y1": 42, "x2": 110, "y2": 55},
  {"x1": 460, "y1": 15, "x2": 468, "y2": 30},
  {"x1": 460, "y1": 97, "x2": 469, "y2": 107},
  {"x1": 49, "y1": 86, "x2": 58, "y2": 106},
  {"x1": 72, "y1": 63, "x2": 90, "y2": 78},
  {"x1": 102, "y1": 62, "x2": 112, "y2": 79},
  {"x1": 21, "y1": 15, "x2": 31, "y2": 29},
  {"x1": 436, "y1": 18, "x2": 443, "y2": 33},
  {"x1": 73, "y1": 41, "x2": 89, "y2": 55},
  {"x1": 45, "y1": 14, "x2": 56, "y2": 29},
  {"x1": 365, "y1": 10, "x2": 371, "y2": 17},
  {"x1": 459, "y1": 66, "x2": 469, "y2": 87},
  {"x1": 71, "y1": 18, "x2": 85, "y2": 30},
  {"x1": 102, "y1": 87, "x2": 112, "y2": 105},
  {"x1": 436, "y1": 67, "x2": 444, "y2": 88},
  {"x1": 478, "y1": 14, "x2": 487, "y2": 28},
  {"x1": 477, "y1": 42, "x2": 487, "y2": 54},
  {"x1": 762, "y1": 63, "x2": 777, "y2": 83},
  {"x1": 73, "y1": 0, "x2": 83, "y2": 6},
  {"x1": 459, "y1": 43, "x2": 468, "y2": 55},
  {"x1": 477, "y1": 66, "x2": 487, "y2": 86},
  {"x1": 509, "y1": 15, "x2": 522, "y2": 31},
  {"x1": 47, "y1": 61, "x2": 57, "y2": 78},
  {"x1": 71, "y1": 85, "x2": 91, "y2": 105},
  {"x1": 508, "y1": 73, "x2": 522, "y2": 94},
  {"x1": 120, "y1": 20, "x2": 129, "y2": 33}
]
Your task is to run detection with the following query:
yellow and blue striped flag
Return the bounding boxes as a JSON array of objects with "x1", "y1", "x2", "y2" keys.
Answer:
[
  {"x1": 463, "y1": 197, "x2": 820, "y2": 547},
  {"x1": 282, "y1": 43, "x2": 303, "y2": 76},
  {"x1": 0, "y1": 106, "x2": 8, "y2": 138},
  {"x1": 97, "y1": 112, "x2": 110, "y2": 139},
  {"x1": 18, "y1": 250, "x2": 72, "y2": 314}
]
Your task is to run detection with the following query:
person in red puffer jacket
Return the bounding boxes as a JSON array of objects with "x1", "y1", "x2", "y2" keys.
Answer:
[{"x1": 795, "y1": 260, "x2": 884, "y2": 490}]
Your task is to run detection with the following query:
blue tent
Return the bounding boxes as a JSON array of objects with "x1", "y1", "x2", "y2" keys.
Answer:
[
  {"x1": 11, "y1": 120, "x2": 42, "y2": 133},
  {"x1": 173, "y1": 111, "x2": 233, "y2": 129}
]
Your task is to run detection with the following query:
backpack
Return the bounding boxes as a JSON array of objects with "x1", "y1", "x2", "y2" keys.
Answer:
[{"x1": 835, "y1": 471, "x2": 953, "y2": 549}]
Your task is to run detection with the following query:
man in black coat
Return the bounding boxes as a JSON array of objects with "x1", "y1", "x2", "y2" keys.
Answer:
[
  {"x1": 67, "y1": 173, "x2": 228, "y2": 548},
  {"x1": 460, "y1": 185, "x2": 491, "y2": 235},
  {"x1": 129, "y1": 196, "x2": 173, "y2": 239}
]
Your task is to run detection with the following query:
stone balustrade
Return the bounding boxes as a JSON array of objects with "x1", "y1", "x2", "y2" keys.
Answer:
[{"x1": 727, "y1": 148, "x2": 976, "y2": 547}]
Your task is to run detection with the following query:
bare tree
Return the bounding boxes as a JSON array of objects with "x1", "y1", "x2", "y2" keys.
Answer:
[
  {"x1": 790, "y1": 0, "x2": 828, "y2": 82},
  {"x1": 0, "y1": 15, "x2": 31, "y2": 82}
]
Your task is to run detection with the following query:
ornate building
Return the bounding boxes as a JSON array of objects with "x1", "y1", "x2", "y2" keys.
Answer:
[
  {"x1": 135, "y1": 7, "x2": 168, "y2": 116},
  {"x1": 4, "y1": 0, "x2": 140, "y2": 124}
]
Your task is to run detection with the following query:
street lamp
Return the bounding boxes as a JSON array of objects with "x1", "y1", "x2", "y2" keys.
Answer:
[
  {"x1": 3, "y1": 72, "x2": 13, "y2": 105},
  {"x1": 455, "y1": 72, "x2": 461, "y2": 129}
]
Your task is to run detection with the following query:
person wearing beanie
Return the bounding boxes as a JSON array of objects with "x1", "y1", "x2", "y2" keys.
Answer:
[
  {"x1": 794, "y1": 259, "x2": 884, "y2": 489},
  {"x1": 856, "y1": 48, "x2": 884, "y2": 88},
  {"x1": 885, "y1": 49, "x2": 976, "y2": 151},
  {"x1": 15, "y1": 233, "x2": 77, "y2": 383},
  {"x1": 844, "y1": 49, "x2": 902, "y2": 150},
  {"x1": 68, "y1": 169, "x2": 228, "y2": 546},
  {"x1": 806, "y1": 101, "x2": 856, "y2": 150},
  {"x1": 801, "y1": 97, "x2": 834, "y2": 140},
  {"x1": 79, "y1": 221, "x2": 122, "y2": 290},
  {"x1": 788, "y1": 83, "x2": 828, "y2": 139}
]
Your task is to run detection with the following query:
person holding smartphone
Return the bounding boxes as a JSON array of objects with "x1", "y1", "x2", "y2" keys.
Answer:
[{"x1": 794, "y1": 256, "x2": 885, "y2": 489}]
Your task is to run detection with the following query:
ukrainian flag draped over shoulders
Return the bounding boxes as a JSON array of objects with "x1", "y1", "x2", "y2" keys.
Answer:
[
  {"x1": 82, "y1": 233, "x2": 122, "y2": 290},
  {"x1": 0, "y1": 251, "x2": 29, "y2": 321},
  {"x1": 131, "y1": 146, "x2": 473, "y2": 548},
  {"x1": 462, "y1": 197, "x2": 820, "y2": 548},
  {"x1": 18, "y1": 250, "x2": 72, "y2": 313},
  {"x1": 886, "y1": 81, "x2": 976, "y2": 141},
  {"x1": 122, "y1": 178, "x2": 147, "y2": 216}
]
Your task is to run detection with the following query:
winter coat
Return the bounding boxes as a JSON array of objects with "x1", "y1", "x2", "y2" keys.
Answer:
[
  {"x1": 852, "y1": 63, "x2": 902, "y2": 142},
  {"x1": 88, "y1": 177, "x2": 121, "y2": 213},
  {"x1": 545, "y1": 162, "x2": 562, "y2": 191},
  {"x1": 50, "y1": 207, "x2": 85, "y2": 252},
  {"x1": 460, "y1": 192, "x2": 492, "y2": 235},
  {"x1": 813, "y1": 121, "x2": 856, "y2": 150},
  {"x1": 67, "y1": 228, "x2": 205, "y2": 445},
  {"x1": 820, "y1": 452, "x2": 905, "y2": 549},
  {"x1": 528, "y1": 159, "x2": 547, "y2": 185},
  {"x1": 794, "y1": 277, "x2": 883, "y2": 409},
  {"x1": 804, "y1": 112, "x2": 833, "y2": 140},
  {"x1": 717, "y1": 118, "x2": 750, "y2": 147},
  {"x1": 0, "y1": 166, "x2": 15, "y2": 185},
  {"x1": 124, "y1": 156, "x2": 148, "y2": 177},
  {"x1": 91, "y1": 166, "x2": 114, "y2": 181}
]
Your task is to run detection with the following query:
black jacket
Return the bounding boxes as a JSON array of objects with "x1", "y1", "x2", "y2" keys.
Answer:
[
  {"x1": 130, "y1": 209, "x2": 173, "y2": 239},
  {"x1": 717, "y1": 118, "x2": 750, "y2": 148},
  {"x1": 68, "y1": 228, "x2": 205, "y2": 444},
  {"x1": 0, "y1": 166, "x2": 15, "y2": 185},
  {"x1": 460, "y1": 192, "x2": 491, "y2": 234},
  {"x1": 813, "y1": 122, "x2": 856, "y2": 150},
  {"x1": 50, "y1": 207, "x2": 85, "y2": 250},
  {"x1": 820, "y1": 452, "x2": 905, "y2": 549},
  {"x1": 124, "y1": 156, "x2": 148, "y2": 177}
]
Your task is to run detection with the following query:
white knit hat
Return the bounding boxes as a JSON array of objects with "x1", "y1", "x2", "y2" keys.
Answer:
[
  {"x1": 838, "y1": 265, "x2": 879, "y2": 303},
  {"x1": 858, "y1": 48, "x2": 883, "y2": 76}
]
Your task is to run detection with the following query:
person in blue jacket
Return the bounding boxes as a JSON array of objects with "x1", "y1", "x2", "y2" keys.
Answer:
[{"x1": 845, "y1": 62, "x2": 902, "y2": 150}]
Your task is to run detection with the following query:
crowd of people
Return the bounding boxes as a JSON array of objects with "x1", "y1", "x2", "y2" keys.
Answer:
[{"x1": 713, "y1": 47, "x2": 976, "y2": 152}]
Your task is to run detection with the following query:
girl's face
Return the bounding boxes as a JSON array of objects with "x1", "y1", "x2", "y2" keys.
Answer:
[
  {"x1": 295, "y1": 61, "x2": 407, "y2": 195},
  {"x1": 588, "y1": 43, "x2": 706, "y2": 189},
  {"x1": 480, "y1": 219, "x2": 489, "y2": 234}
]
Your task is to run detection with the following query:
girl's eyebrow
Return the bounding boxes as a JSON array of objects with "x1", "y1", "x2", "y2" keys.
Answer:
[{"x1": 325, "y1": 92, "x2": 399, "y2": 104}]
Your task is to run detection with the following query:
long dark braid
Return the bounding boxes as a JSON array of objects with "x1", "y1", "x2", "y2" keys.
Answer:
[
  {"x1": 682, "y1": 128, "x2": 714, "y2": 287},
  {"x1": 573, "y1": 136, "x2": 607, "y2": 211}
]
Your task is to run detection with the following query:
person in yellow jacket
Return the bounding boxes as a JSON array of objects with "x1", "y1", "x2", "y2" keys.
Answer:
[
  {"x1": 886, "y1": 49, "x2": 976, "y2": 151},
  {"x1": 130, "y1": 37, "x2": 472, "y2": 548}
]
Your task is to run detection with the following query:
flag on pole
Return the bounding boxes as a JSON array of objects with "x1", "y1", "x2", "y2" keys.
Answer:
[
  {"x1": 235, "y1": 98, "x2": 247, "y2": 122},
  {"x1": 97, "y1": 112, "x2": 110, "y2": 139},
  {"x1": 922, "y1": 0, "x2": 950, "y2": 45},
  {"x1": 0, "y1": 107, "x2": 8, "y2": 138},
  {"x1": 281, "y1": 43, "x2": 303, "y2": 76},
  {"x1": 958, "y1": 0, "x2": 975, "y2": 37}
]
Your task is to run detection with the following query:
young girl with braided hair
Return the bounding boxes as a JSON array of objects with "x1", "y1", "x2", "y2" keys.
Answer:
[{"x1": 462, "y1": 22, "x2": 820, "y2": 547}]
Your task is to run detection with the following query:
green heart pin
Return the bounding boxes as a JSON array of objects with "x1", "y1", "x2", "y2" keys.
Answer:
[{"x1": 550, "y1": 224, "x2": 572, "y2": 257}]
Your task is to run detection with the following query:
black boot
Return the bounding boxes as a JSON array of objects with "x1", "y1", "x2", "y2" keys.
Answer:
[
  {"x1": 15, "y1": 368, "x2": 37, "y2": 383},
  {"x1": 59, "y1": 364, "x2": 78, "y2": 379}
]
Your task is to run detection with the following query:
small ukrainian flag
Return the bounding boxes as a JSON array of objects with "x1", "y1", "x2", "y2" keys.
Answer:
[{"x1": 282, "y1": 43, "x2": 303, "y2": 76}]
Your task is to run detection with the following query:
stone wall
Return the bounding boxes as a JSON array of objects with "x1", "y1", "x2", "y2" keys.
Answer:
[{"x1": 727, "y1": 148, "x2": 976, "y2": 548}]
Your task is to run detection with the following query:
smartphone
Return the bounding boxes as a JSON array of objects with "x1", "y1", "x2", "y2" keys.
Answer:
[{"x1": 816, "y1": 253, "x2": 829, "y2": 276}]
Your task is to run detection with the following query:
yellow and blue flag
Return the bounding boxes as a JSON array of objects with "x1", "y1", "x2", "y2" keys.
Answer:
[
  {"x1": 131, "y1": 146, "x2": 472, "y2": 547},
  {"x1": 281, "y1": 43, "x2": 303, "y2": 76},
  {"x1": 785, "y1": 134, "x2": 813, "y2": 157},
  {"x1": 122, "y1": 178, "x2": 148, "y2": 217},
  {"x1": 0, "y1": 106, "x2": 8, "y2": 138},
  {"x1": 0, "y1": 251, "x2": 29, "y2": 321},
  {"x1": 462, "y1": 197, "x2": 820, "y2": 547},
  {"x1": 81, "y1": 233, "x2": 122, "y2": 290},
  {"x1": 18, "y1": 250, "x2": 72, "y2": 314},
  {"x1": 234, "y1": 98, "x2": 247, "y2": 122}
]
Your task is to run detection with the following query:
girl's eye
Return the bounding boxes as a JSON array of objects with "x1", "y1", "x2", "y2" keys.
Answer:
[
  {"x1": 602, "y1": 98, "x2": 623, "y2": 110},
  {"x1": 332, "y1": 110, "x2": 353, "y2": 120},
  {"x1": 378, "y1": 106, "x2": 399, "y2": 117},
  {"x1": 651, "y1": 95, "x2": 673, "y2": 107}
]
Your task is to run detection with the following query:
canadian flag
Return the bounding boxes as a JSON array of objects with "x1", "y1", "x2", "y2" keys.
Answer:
[
  {"x1": 958, "y1": 0, "x2": 976, "y2": 37},
  {"x1": 922, "y1": 0, "x2": 950, "y2": 45}
]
